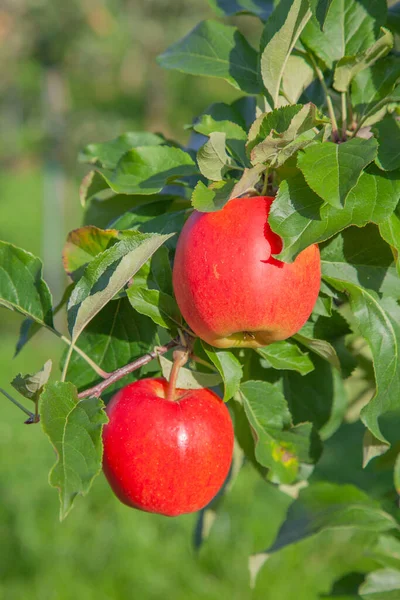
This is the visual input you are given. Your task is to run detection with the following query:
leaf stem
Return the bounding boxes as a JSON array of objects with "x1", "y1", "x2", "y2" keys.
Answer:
[
  {"x1": 341, "y1": 92, "x2": 347, "y2": 141},
  {"x1": 0, "y1": 387, "x2": 35, "y2": 419},
  {"x1": 78, "y1": 338, "x2": 180, "y2": 399},
  {"x1": 61, "y1": 343, "x2": 74, "y2": 382},
  {"x1": 309, "y1": 54, "x2": 339, "y2": 142},
  {"x1": 59, "y1": 334, "x2": 110, "y2": 378}
]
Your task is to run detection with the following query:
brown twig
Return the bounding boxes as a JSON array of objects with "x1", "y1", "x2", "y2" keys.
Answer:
[{"x1": 78, "y1": 338, "x2": 180, "y2": 399}]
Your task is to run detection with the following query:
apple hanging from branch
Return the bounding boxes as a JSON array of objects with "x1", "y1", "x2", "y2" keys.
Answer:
[
  {"x1": 173, "y1": 196, "x2": 321, "y2": 348},
  {"x1": 102, "y1": 349, "x2": 234, "y2": 517}
]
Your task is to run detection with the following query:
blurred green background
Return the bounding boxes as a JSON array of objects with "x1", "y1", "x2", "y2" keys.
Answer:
[{"x1": 1, "y1": 2, "x2": 397, "y2": 598}]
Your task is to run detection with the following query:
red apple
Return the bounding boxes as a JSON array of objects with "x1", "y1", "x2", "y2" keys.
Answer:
[
  {"x1": 173, "y1": 195, "x2": 320, "y2": 348},
  {"x1": 102, "y1": 378, "x2": 234, "y2": 517}
]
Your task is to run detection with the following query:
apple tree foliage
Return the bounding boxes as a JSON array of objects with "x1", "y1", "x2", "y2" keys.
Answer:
[{"x1": 2, "y1": 0, "x2": 400, "y2": 595}]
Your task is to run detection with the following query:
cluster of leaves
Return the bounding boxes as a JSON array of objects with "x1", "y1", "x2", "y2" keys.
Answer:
[{"x1": 2, "y1": 0, "x2": 400, "y2": 595}]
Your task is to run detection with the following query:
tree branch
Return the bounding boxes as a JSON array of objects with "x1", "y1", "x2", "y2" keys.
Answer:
[{"x1": 77, "y1": 338, "x2": 180, "y2": 399}]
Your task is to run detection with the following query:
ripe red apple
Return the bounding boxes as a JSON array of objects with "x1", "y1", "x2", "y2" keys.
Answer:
[
  {"x1": 173, "y1": 195, "x2": 320, "y2": 348},
  {"x1": 102, "y1": 378, "x2": 234, "y2": 517}
]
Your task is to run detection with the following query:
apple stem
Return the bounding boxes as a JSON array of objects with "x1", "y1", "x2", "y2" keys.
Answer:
[{"x1": 166, "y1": 349, "x2": 190, "y2": 401}]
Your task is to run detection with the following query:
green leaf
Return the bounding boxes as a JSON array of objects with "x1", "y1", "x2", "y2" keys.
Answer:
[
  {"x1": 297, "y1": 138, "x2": 378, "y2": 209},
  {"x1": 360, "y1": 568, "x2": 400, "y2": 599},
  {"x1": 197, "y1": 132, "x2": 233, "y2": 181},
  {"x1": 207, "y1": 0, "x2": 274, "y2": 19},
  {"x1": 281, "y1": 52, "x2": 316, "y2": 105},
  {"x1": 11, "y1": 359, "x2": 52, "y2": 403},
  {"x1": 283, "y1": 354, "x2": 347, "y2": 440},
  {"x1": 240, "y1": 380, "x2": 319, "y2": 484},
  {"x1": 266, "y1": 482, "x2": 398, "y2": 554},
  {"x1": 270, "y1": 166, "x2": 400, "y2": 262},
  {"x1": 373, "y1": 117, "x2": 400, "y2": 172},
  {"x1": 191, "y1": 180, "x2": 236, "y2": 213},
  {"x1": 0, "y1": 241, "x2": 54, "y2": 329},
  {"x1": 149, "y1": 246, "x2": 173, "y2": 296},
  {"x1": 193, "y1": 114, "x2": 247, "y2": 141},
  {"x1": 158, "y1": 356, "x2": 222, "y2": 390},
  {"x1": 62, "y1": 226, "x2": 120, "y2": 281},
  {"x1": 388, "y1": 2, "x2": 400, "y2": 35},
  {"x1": 127, "y1": 286, "x2": 181, "y2": 331},
  {"x1": 310, "y1": 0, "x2": 333, "y2": 28},
  {"x1": 202, "y1": 342, "x2": 243, "y2": 401},
  {"x1": 259, "y1": 0, "x2": 312, "y2": 108},
  {"x1": 321, "y1": 225, "x2": 400, "y2": 298},
  {"x1": 157, "y1": 20, "x2": 260, "y2": 94},
  {"x1": 99, "y1": 146, "x2": 198, "y2": 195},
  {"x1": 248, "y1": 103, "x2": 328, "y2": 168},
  {"x1": 191, "y1": 164, "x2": 265, "y2": 213},
  {"x1": 294, "y1": 332, "x2": 341, "y2": 372},
  {"x1": 79, "y1": 132, "x2": 165, "y2": 169},
  {"x1": 352, "y1": 56, "x2": 400, "y2": 125},
  {"x1": 333, "y1": 28, "x2": 393, "y2": 93},
  {"x1": 84, "y1": 194, "x2": 184, "y2": 230},
  {"x1": 379, "y1": 204, "x2": 400, "y2": 276},
  {"x1": 324, "y1": 280, "x2": 400, "y2": 452},
  {"x1": 40, "y1": 382, "x2": 108, "y2": 520},
  {"x1": 79, "y1": 170, "x2": 110, "y2": 206},
  {"x1": 301, "y1": 0, "x2": 387, "y2": 69},
  {"x1": 257, "y1": 340, "x2": 314, "y2": 375},
  {"x1": 65, "y1": 298, "x2": 158, "y2": 392},
  {"x1": 68, "y1": 231, "x2": 173, "y2": 343}
]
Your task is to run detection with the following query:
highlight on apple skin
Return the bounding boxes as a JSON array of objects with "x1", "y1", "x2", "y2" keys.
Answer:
[
  {"x1": 102, "y1": 378, "x2": 234, "y2": 517},
  {"x1": 172, "y1": 196, "x2": 321, "y2": 349}
]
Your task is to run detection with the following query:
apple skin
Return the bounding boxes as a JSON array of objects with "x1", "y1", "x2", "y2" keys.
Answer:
[
  {"x1": 102, "y1": 378, "x2": 234, "y2": 517},
  {"x1": 172, "y1": 196, "x2": 321, "y2": 348}
]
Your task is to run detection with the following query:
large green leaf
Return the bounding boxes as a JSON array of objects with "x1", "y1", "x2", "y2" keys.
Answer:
[
  {"x1": 62, "y1": 226, "x2": 120, "y2": 281},
  {"x1": 84, "y1": 194, "x2": 185, "y2": 229},
  {"x1": 240, "y1": 380, "x2": 319, "y2": 484},
  {"x1": 0, "y1": 241, "x2": 54, "y2": 329},
  {"x1": 352, "y1": 56, "x2": 400, "y2": 125},
  {"x1": 379, "y1": 204, "x2": 400, "y2": 276},
  {"x1": 267, "y1": 483, "x2": 397, "y2": 554},
  {"x1": 259, "y1": 0, "x2": 312, "y2": 108},
  {"x1": 320, "y1": 225, "x2": 400, "y2": 298},
  {"x1": 127, "y1": 286, "x2": 182, "y2": 332},
  {"x1": 333, "y1": 28, "x2": 393, "y2": 93},
  {"x1": 297, "y1": 138, "x2": 378, "y2": 209},
  {"x1": 67, "y1": 231, "x2": 173, "y2": 343},
  {"x1": 40, "y1": 382, "x2": 108, "y2": 520},
  {"x1": 373, "y1": 117, "x2": 400, "y2": 172},
  {"x1": 324, "y1": 279, "x2": 400, "y2": 451},
  {"x1": 256, "y1": 340, "x2": 314, "y2": 375},
  {"x1": 157, "y1": 20, "x2": 261, "y2": 94},
  {"x1": 280, "y1": 52, "x2": 316, "y2": 105},
  {"x1": 65, "y1": 298, "x2": 158, "y2": 391},
  {"x1": 283, "y1": 354, "x2": 347, "y2": 440},
  {"x1": 269, "y1": 167, "x2": 400, "y2": 262},
  {"x1": 99, "y1": 146, "x2": 198, "y2": 195},
  {"x1": 301, "y1": 0, "x2": 387, "y2": 69},
  {"x1": 202, "y1": 342, "x2": 243, "y2": 401},
  {"x1": 79, "y1": 132, "x2": 165, "y2": 169}
]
